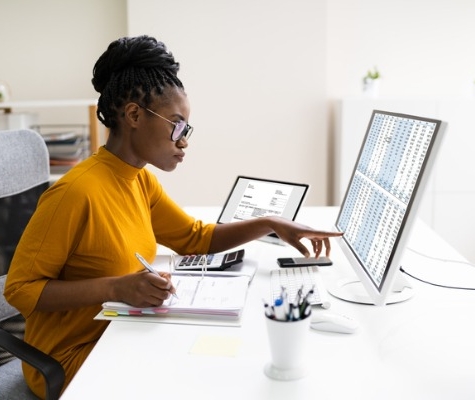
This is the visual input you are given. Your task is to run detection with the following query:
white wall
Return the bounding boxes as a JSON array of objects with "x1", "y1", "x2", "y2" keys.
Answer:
[
  {"x1": 0, "y1": 0, "x2": 126, "y2": 125},
  {"x1": 128, "y1": 0, "x2": 475, "y2": 208},
  {"x1": 325, "y1": 0, "x2": 475, "y2": 200},
  {"x1": 326, "y1": 0, "x2": 475, "y2": 98},
  {"x1": 2, "y1": 0, "x2": 475, "y2": 231},
  {"x1": 127, "y1": 0, "x2": 328, "y2": 207},
  {"x1": 324, "y1": 0, "x2": 475, "y2": 261}
]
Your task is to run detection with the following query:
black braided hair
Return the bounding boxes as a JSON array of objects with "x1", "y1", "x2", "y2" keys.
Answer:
[{"x1": 92, "y1": 35, "x2": 184, "y2": 129}]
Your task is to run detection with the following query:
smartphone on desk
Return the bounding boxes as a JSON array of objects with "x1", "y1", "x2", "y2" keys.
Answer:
[{"x1": 277, "y1": 256, "x2": 332, "y2": 268}]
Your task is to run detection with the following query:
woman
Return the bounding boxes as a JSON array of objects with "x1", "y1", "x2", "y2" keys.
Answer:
[{"x1": 5, "y1": 35, "x2": 342, "y2": 397}]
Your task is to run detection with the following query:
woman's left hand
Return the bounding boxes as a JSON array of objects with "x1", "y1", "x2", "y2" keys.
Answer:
[{"x1": 270, "y1": 218, "x2": 343, "y2": 258}]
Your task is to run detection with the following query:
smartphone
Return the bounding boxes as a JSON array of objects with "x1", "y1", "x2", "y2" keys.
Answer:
[{"x1": 277, "y1": 257, "x2": 333, "y2": 268}]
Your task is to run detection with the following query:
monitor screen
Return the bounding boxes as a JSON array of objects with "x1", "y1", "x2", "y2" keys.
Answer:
[{"x1": 332, "y1": 110, "x2": 446, "y2": 306}]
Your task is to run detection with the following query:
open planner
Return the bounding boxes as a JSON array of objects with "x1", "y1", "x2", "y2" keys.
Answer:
[{"x1": 100, "y1": 274, "x2": 250, "y2": 324}]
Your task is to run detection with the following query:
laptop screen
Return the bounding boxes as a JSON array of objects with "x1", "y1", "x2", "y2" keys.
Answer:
[{"x1": 216, "y1": 176, "x2": 309, "y2": 240}]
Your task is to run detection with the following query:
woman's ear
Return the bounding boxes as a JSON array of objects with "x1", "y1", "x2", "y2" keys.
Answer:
[{"x1": 123, "y1": 103, "x2": 141, "y2": 127}]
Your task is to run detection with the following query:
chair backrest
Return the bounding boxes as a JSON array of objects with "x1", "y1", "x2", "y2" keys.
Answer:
[
  {"x1": 0, "y1": 129, "x2": 50, "y2": 358},
  {"x1": 0, "y1": 129, "x2": 50, "y2": 278},
  {"x1": 0, "y1": 129, "x2": 50, "y2": 198}
]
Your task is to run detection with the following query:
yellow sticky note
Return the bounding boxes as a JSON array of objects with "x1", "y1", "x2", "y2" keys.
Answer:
[
  {"x1": 189, "y1": 335, "x2": 241, "y2": 357},
  {"x1": 103, "y1": 311, "x2": 118, "y2": 317}
]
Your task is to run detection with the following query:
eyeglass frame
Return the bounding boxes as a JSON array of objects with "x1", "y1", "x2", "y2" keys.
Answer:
[{"x1": 138, "y1": 104, "x2": 193, "y2": 142}]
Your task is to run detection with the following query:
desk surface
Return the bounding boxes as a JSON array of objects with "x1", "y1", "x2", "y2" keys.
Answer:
[{"x1": 60, "y1": 207, "x2": 475, "y2": 400}]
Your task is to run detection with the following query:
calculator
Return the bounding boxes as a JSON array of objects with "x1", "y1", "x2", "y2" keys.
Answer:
[{"x1": 174, "y1": 249, "x2": 245, "y2": 271}]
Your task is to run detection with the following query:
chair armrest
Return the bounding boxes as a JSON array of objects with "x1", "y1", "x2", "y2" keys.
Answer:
[{"x1": 0, "y1": 328, "x2": 65, "y2": 400}]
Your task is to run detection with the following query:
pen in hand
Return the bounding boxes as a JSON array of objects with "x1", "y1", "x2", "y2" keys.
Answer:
[{"x1": 135, "y1": 252, "x2": 179, "y2": 299}]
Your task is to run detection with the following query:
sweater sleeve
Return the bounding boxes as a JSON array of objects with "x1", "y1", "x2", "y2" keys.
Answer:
[
  {"x1": 142, "y1": 170, "x2": 216, "y2": 255},
  {"x1": 4, "y1": 181, "x2": 89, "y2": 317}
]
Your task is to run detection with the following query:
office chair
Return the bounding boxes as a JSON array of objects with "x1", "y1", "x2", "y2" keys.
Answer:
[{"x1": 0, "y1": 129, "x2": 65, "y2": 400}]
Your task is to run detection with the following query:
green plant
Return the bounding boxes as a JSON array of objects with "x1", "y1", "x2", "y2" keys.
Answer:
[{"x1": 363, "y1": 67, "x2": 380, "y2": 83}]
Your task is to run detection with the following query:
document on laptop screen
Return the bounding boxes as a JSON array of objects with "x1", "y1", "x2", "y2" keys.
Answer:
[
  {"x1": 217, "y1": 176, "x2": 309, "y2": 224},
  {"x1": 232, "y1": 179, "x2": 293, "y2": 220}
]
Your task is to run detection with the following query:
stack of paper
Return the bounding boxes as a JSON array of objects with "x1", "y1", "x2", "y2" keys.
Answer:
[
  {"x1": 33, "y1": 124, "x2": 90, "y2": 173},
  {"x1": 101, "y1": 275, "x2": 250, "y2": 321}
]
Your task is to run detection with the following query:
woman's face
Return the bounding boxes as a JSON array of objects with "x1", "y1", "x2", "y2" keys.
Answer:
[{"x1": 126, "y1": 87, "x2": 191, "y2": 171}]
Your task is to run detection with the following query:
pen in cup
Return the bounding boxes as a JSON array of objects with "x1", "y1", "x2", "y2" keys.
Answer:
[
  {"x1": 135, "y1": 252, "x2": 179, "y2": 299},
  {"x1": 273, "y1": 297, "x2": 287, "y2": 321},
  {"x1": 262, "y1": 299, "x2": 275, "y2": 319},
  {"x1": 265, "y1": 285, "x2": 315, "y2": 321}
]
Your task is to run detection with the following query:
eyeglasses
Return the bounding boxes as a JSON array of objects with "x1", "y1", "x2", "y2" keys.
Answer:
[{"x1": 140, "y1": 105, "x2": 193, "y2": 142}]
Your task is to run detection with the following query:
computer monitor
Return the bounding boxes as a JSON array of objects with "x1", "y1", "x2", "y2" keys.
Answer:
[{"x1": 331, "y1": 110, "x2": 446, "y2": 306}]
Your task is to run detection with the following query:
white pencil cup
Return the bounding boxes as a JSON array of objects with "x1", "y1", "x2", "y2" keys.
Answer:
[{"x1": 263, "y1": 312, "x2": 311, "y2": 381}]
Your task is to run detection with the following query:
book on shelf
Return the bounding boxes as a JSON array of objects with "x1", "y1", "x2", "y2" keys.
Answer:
[
  {"x1": 46, "y1": 133, "x2": 88, "y2": 155},
  {"x1": 100, "y1": 274, "x2": 251, "y2": 322},
  {"x1": 41, "y1": 131, "x2": 78, "y2": 143},
  {"x1": 33, "y1": 125, "x2": 90, "y2": 173}
]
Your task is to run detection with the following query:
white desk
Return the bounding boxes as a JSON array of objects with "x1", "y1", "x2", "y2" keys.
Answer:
[{"x1": 60, "y1": 207, "x2": 475, "y2": 400}]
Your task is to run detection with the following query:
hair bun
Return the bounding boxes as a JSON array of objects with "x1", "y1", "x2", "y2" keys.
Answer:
[{"x1": 92, "y1": 35, "x2": 180, "y2": 94}]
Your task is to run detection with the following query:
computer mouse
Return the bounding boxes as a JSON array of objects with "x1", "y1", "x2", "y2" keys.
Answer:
[{"x1": 310, "y1": 311, "x2": 358, "y2": 334}]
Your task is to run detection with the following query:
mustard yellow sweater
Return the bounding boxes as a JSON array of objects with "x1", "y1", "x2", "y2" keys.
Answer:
[{"x1": 5, "y1": 147, "x2": 215, "y2": 397}]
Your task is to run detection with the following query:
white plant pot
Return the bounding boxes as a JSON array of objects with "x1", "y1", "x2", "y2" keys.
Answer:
[
  {"x1": 0, "y1": 81, "x2": 11, "y2": 102},
  {"x1": 363, "y1": 78, "x2": 380, "y2": 97}
]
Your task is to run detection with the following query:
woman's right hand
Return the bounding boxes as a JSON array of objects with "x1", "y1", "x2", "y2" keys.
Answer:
[{"x1": 112, "y1": 271, "x2": 175, "y2": 308}]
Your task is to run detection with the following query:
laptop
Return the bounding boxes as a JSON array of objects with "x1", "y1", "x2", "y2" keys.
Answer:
[{"x1": 216, "y1": 176, "x2": 309, "y2": 244}]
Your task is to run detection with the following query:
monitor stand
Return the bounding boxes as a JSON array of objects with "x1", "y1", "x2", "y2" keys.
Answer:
[{"x1": 327, "y1": 271, "x2": 414, "y2": 305}]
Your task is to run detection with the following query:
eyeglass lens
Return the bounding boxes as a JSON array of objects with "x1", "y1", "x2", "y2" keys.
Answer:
[{"x1": 172, "y1": 121, "x2": 193, "y2": 142}]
